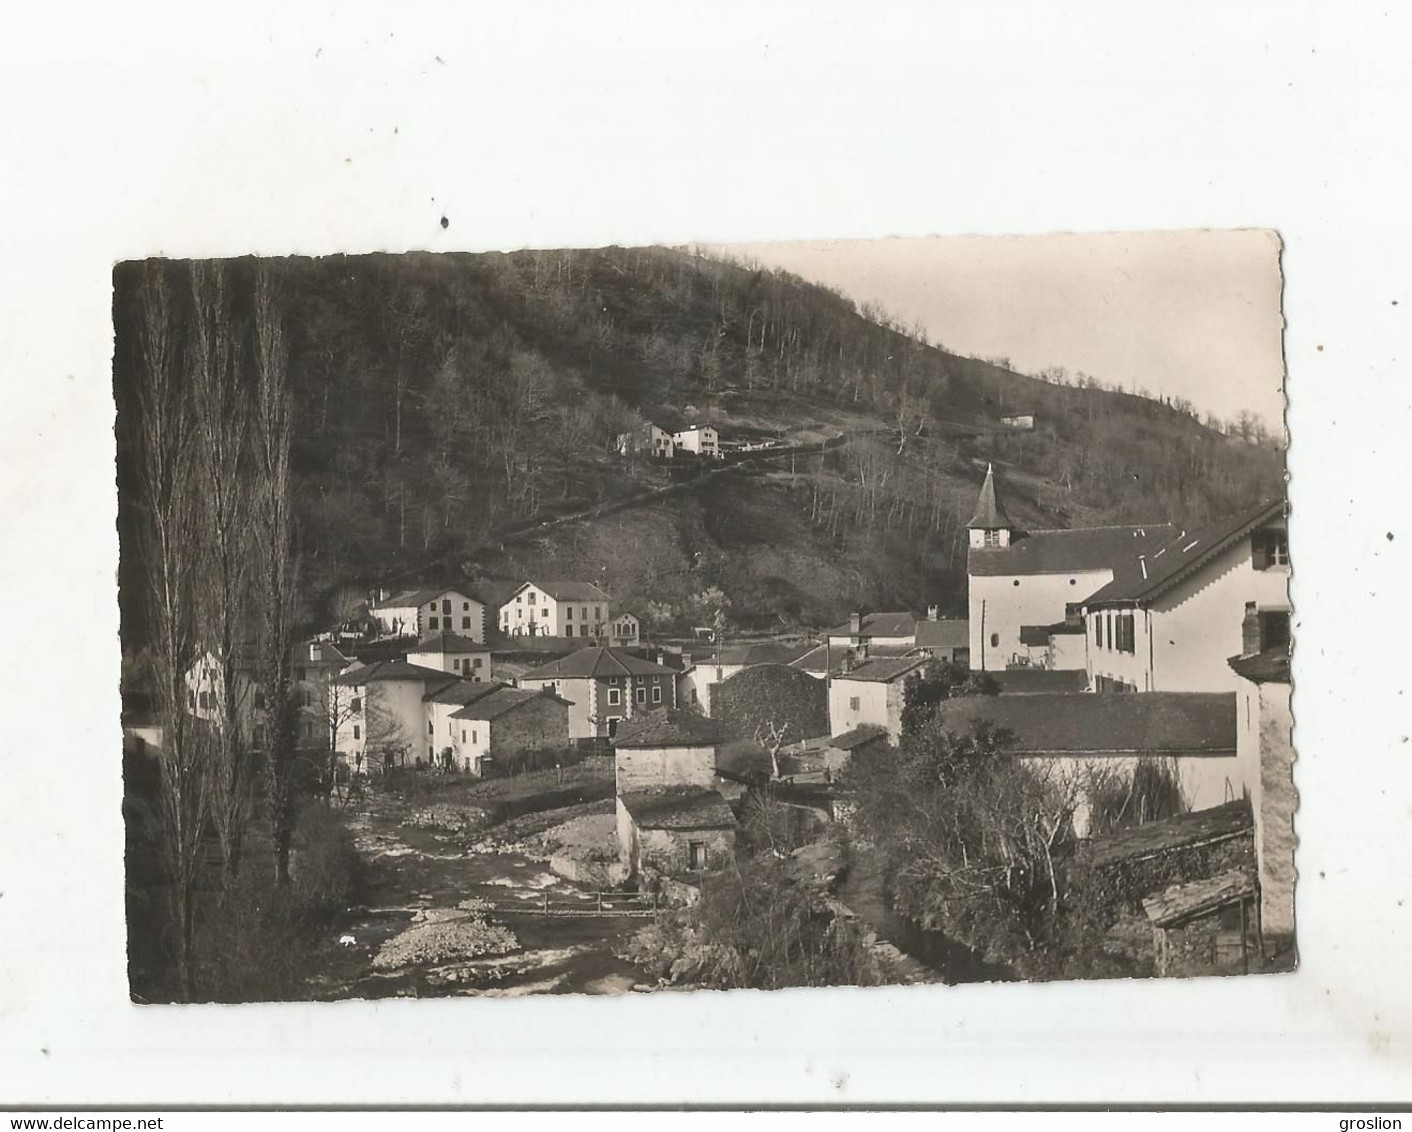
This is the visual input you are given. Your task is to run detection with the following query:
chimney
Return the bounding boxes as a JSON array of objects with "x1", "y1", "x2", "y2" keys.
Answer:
[
  {"x1": 656, "y1": 649, "x2": 666, "y2": 668},
  {"x1": 1138, "y1": 554, "x2": 1148, "y2": 580},
  {"x1": 927, "y1": 604, "x2": 939, "y2": 621},
  {"x1": 849, "y1": 611, "x2": 862, "y2": 636},
  {"x1": 841, "y1": 650, "x2": 854, "y2": 675},
  {"x1": 1241, "y1": 602, "x2": 1262, "y2": 657},
  {"x1": 682, "y1": 651, "x2": 692, "y2": 668}
]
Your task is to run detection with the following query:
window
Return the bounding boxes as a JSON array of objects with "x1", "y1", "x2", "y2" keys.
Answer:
[
  {"x1": 463, "y1": 601, "x2": 470, "y2": 611},
  {"x1": 253, "y1": 690, "x2": 266, "y2": 709},
  {"x1": 635, "y1": 685, "x2": 647, "y2": 704},
  {"x1": 1012, "y1": 579, "x2": 1020, "y2": 587},
  {"x1": 1070, "y1": 578, "x2": 1077, "y2": 586},
  {"x1": 462, "y1": 616, "x2": 471, "y2": 630},
  {"x1": 688, "y1": 841, "x2": 709, "y2": 870},
  {"x1": 594, "y1": 606, "x2": 602, "y2": 621},
  {"x1": 1260, "y1": 610, "x2": 1292, "y2": 650},
  {"x1": 566, "y1": 606, "x2": 573, "y2": 620},
  {"x1": 528, "y1": 591, "x2": 537, "y2": 605},
  {"x1": 849, "y1": 696, "x2": 860, "y2": 711},
  {"x1": 442, "y1": 599, "x2": 451, "y2": 614},
  {"x1": 472, "y1": 657, "x2": 483, "y2": 669},
  {"x1": 984, "y1": 530, "x2": 1001, "y2": 548},
  {"x1": 652, "y1": 685, "x2": 663, "y2": 704},
  {"x1": 990, "y1": 633, "x2": 999, "y2": 648},
  {"x1": 429, "y1": 616, "x2": 440, "y2": 630},
  {"x1": 198, "y1": 690, "x2": 213, "y2": 710},
  {"x1": 1252, "y1": 530, "x2": 1290, "y2": 569},
  {"x1": 461, "y1": 729, "x2": 466, "y2": 742},
  {"x1": 1117, "y1": 612, "x2": 1136, "y2": 654},
  {"x1": 353, "y1": 724, "x2": 360, "y2": 740},
  {"x1": 516, "y1": 594, "x2": 522, "y2": 604},
  {"x1": 582, "y1": 607, "x2": 590, "y2": 621},
  {"x1": 453, "y1": 658, "x2": 462, "y2": 672},
  {"x1": 296, "y1": 667, "x2": 307, "y2": 682},
  {"x1": 607, "y1": 687, "x2": 621, "y2": 706},
  {"x1": 301, "y1": 688, "x2": 313, "y2": 707},
  {"x1": 351, "y1": 697, "x2": 361, "y2": 713},
  {"x1": 428, "y1": 720, "x2": 434, "y2": 735}
]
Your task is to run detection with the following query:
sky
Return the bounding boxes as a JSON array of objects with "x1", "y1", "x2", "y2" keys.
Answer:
[{"x1": 719, "y1": 231, "x2": 1286, "y2": 430}]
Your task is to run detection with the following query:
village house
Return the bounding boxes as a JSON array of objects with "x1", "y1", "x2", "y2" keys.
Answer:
[
  {"x1": 615, "y1": 420, "x2": 676, "y2": 460},
  {"x1": 1229, "y1": 642, "x2": 1295, "y2": 950},
  {"x1": 1081, "y1": 498, "x2": 1290, "y2": 694},
  {"x1": 670, "y1": 421, "x2": 720, "y2": 458},
  {"x1": 331, "y1": 658, "x2": 461, "y2": 773},
  {"x1": 612, "y1": 711, "x2": 736, "y2": 878},
  {"x1": 827, "y1": 653, "x2": 929, "y2": 744},
  {"x1": 914, "y1": 608, "x2": 970, "y2": 665},
  {"x1": 186, "y1": 638, "x2": 351, "y2": 750},
  {"x1": 498, "y1": 580, "x2": 614, "y2": 640},
  {"x1": 406, "y1": 629, "x2": 493, "y2": 681},
  {"x1": 1015, "y1": 605, "x2": 1087, "y2": 670},
  {"x1": 423, "y1": 680, "x2": 508, "y2": 773},
  {"x1": 607, "y1": 611, "x2": 641, "y2": 648},
  {"x1": 820, "y1": 724, "x2": 890, "y2": 774},
  {"x1": 1142, "y1": 869, "x2": 1262, "y2": 978},
  {"x1": 825, "y1": 610, "x2": 919, "y2": 651},
  {"x1": 449, "y1": 685, "x2": 573, "y2": 777},
  {"x1": 517, "y1": 645, "x2": 677, "y2": 739},
  {"x1": 966, "y1": 464, "x2": 1173, "y2": 672},
  {"x1": 938, "y1": 691, "x2": 1240, "y2": 836},
  {"x1": 676, "y1": 640, "x2": 813, "y2": 714},
  {"x1": 370, "y1": 587, "x2": 486, "y2": 642},
  {"x1": 1000, "y1": 413, "x2": 1036, "y2": 431}
]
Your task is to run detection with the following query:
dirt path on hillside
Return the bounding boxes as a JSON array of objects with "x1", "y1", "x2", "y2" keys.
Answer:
[{"x1": 308, "y1": 797, "x2": 647, "y2": 999}]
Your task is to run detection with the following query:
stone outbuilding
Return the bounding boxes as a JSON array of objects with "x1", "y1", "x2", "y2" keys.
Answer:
[
  {"x1": 1143, "y1": 868, "x2": 1261, "y2": 977},
  {"x1": 617, "y1": 788, "x2": 738, "y2": 877}
]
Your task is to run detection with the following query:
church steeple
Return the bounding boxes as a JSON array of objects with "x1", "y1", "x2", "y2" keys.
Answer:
[{"x1": 968, "y1": 463, "x2": 1014, "y2": 548}]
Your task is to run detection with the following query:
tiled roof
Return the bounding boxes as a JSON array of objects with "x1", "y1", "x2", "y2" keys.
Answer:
[
  {"x1": 450, "y1": 686, "x2": 565, "y2": 721},
  {"x1": 1086, "y1": 800, "x2": 1252, "y2": 867},
  {"x1": 613, "y1": 709, "x2": 722, "y2": 749},
  {"x1": 423, "y1": 680, "x2": 508, "y2": 706},
  {"x1": 938, "y1": 691, "x2": 1237, "y2": 756},
  {"x1": 969, "y1": 524, "x2": 1176, "y2": 578},
  {"x1": 709, "y1": 641, "x2": 814, "y2": 667},
  {"x1": 1228, "y1": 644, "x2": 1292, "y2": 685},
  {"x1": 914, "y1": 619, "x2": 969, "y2": 649},
  {"x1": 520, "y1": 646, "x2": 676, "y2": 681},
  {"x1": 374, "y1": 586, "x2": 482, "y2": 610},
  {"x1": 833, "y1": 655, "x2": 930, "y2": 684},
  {"x1": 990, "y1": 669, "x2": 1089, "y2": 695},
  {"x1": 411, "y1": 630, "x2": 488, "y2": 654},
  {"x1": 829, "y1": 725, "x2": 888, "y2": 751},
  {"x1": 825, "y1": 612, "x2": 917, "y2": 639},
  {"x1": 1084, "y1": 498, "x2": 1286, "y2": 608},
  {"x1": 967, "y1": 463, "x2": 1014, "y2": 529},
  {"x1": 332, "y1": 660, "x2": 460, "y2": 688},
  {"x1": 789, "y1": 642, "x2": 916, "y2": 675},
  {"x1": 511, "y1": 581, "x2": 613, "y2": 603},
  {"x1": 619, "y1": 788, "x2": 737, "y2": 830},
  {"x1": 1142, "y1": 868, "x2": 1257, "y2": 928}
]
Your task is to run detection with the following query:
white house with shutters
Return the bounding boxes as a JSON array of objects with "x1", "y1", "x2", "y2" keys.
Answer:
[
  {"x1": 371, "y1": 587, "x2": 486, "y2": 642},
  {"x1": 498, "y1": 581, "x2": 614, "y2": 640}
]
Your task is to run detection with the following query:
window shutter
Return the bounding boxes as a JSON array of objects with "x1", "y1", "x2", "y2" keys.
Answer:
[{"x1": 1251, "y1": 532, "x2": 1271, "y2": 570}]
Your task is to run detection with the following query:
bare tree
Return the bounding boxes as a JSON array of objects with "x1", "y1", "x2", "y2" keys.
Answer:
[
  {"x1": 188, "y1": 260, "x2": 253, "y2": 877},
  {"x1": 250, "y1": 264, "x2": 302, "y2": 884},
  {"x1": 754, "y1": 720, "x2": 791, "y2": 780},
  {"x1": 132, "y1": 262, "x2": 210, "y2": 1000}
]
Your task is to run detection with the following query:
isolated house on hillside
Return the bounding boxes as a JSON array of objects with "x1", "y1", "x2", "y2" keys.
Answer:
[
  {"x1": 615, "y1": 420, "x2": 676, "y2": 459},
  {"x1": 406, "y1": 629, "x2": 493, "y2": 681},
  {"x1": 498, "y1": 581, "x2": 614, "y2": 640},
  {"x1": 1082, "y1": 498, "x2": 1290, "y2": 694},
  {"x1": 670, "y1": 421, "x2": 720, "y2": 458},
  {"x1": 371, "y1": 587, "x2": 486, "y2": 642},
  {"x1": 827, "y1": 654, "x2": 929, "y2": 744},
  {"x1": 517, "y1": 645, "x2": 677, "y2": 739},
  {"x1": 966, "y1": 463, "x2": 1173, "y2": 672},
  {"x1": 186, "y1": 638, "x2": 351, "y2": 750}
]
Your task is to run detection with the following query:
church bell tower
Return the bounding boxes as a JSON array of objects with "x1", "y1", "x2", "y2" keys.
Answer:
[{"x1": 967, "y1": 463, "x2": 1015, "y2": 549}]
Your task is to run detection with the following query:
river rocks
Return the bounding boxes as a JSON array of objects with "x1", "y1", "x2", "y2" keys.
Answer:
[{"x1": 372, "y1": 908, "x2": 519, "y2": 970}]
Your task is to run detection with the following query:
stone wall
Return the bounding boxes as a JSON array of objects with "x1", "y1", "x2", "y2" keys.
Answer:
[
  {"x1": 489, "y1": 696, "x2": 571, "y2": 762},
  {"x1": 1154, "y1": 895, "x2": 1260, "y2": 977}
]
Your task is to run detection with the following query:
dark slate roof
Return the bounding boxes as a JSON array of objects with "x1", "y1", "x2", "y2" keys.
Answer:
[
  {"x1": 789, "y1": 642, "x2": 916, "y2": 675},
  {"x1": 708, "y1": 641, "x2": 815, "y2": 667},
  {"x1": 450, "y1": 686, "x2": 566, "y2": 721},
  {"x1": 825, "y1": 612, "x2": 918, "y2": 639},
  {"x1": 967, "y1": 464, "x2": 1014, "y2": 529},
  {"x1": 1087, "y1": 800, "x2": 1253, "y2": 867},
  {"x1": 937, "y1": 692, "x2": 1237, "y2": 756},
  {"x1": 1142, "y1": 868, "x2": 1257, "y2": 928},
  {"x1": 834, "y1": 655, "x2": 930, "y2": 684},
  {"x1": 829, "y1": 725, "x2": 889, "y2": 751},
  {"x1": 619, "y1": 788, "x2": 737, "y2": 830},
  {"x1": 969, "y1": 524, "x2": 1176, "y2": 578},
  {"x1": 613, "y1": 709, "x2": 722, "y2": 749},
  {"x1": 989, "y1": 669, "x2": 1090, "y2": 695},
  {"x1": 411, "y1": 630, "x2": 488, "y2": 654},
  {"x1": 333, "y1": 660, "x2": 460, "y2": 688},
  {"x1": 1228, "y1": 644, "x2": 1292, "y2": 685},
  {"x1": 1019, "y1": 624, "x2": 1053, "y2": 647},
  {"x1": 423, "y1": 680, "x2": 508, "y2": 706},
  {"x1": 915, "y1": 619, "x2": 969, "y2": 649},
  {"x1": 375, "y1": 586, "x2": 482, "y2": 609},
  {"x1": 520, "y1": 646, "x2": 676, "y2": 681},
  {"x1": 1084, "y1": 498, "x2": 1286, "y2": 608},
  {"x1": 512, "y1": 580, "x2": 613, "y2": 603}
]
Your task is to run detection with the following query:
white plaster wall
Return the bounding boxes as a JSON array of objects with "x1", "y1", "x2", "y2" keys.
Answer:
[
  {"x1": 615, "y1": 744, "x2": 717, "y2": 792},
  {"x1": 968, "y1": 568, "x2": 1111, "y2": 671},
  {"x1": 829, "y1": 678, "x2": 900, "y2": 742}
]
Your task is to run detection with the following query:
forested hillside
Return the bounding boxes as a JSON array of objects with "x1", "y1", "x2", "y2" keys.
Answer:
[{"x1": 114, "y1": 246, "x2": 1283, "y2": 637}]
